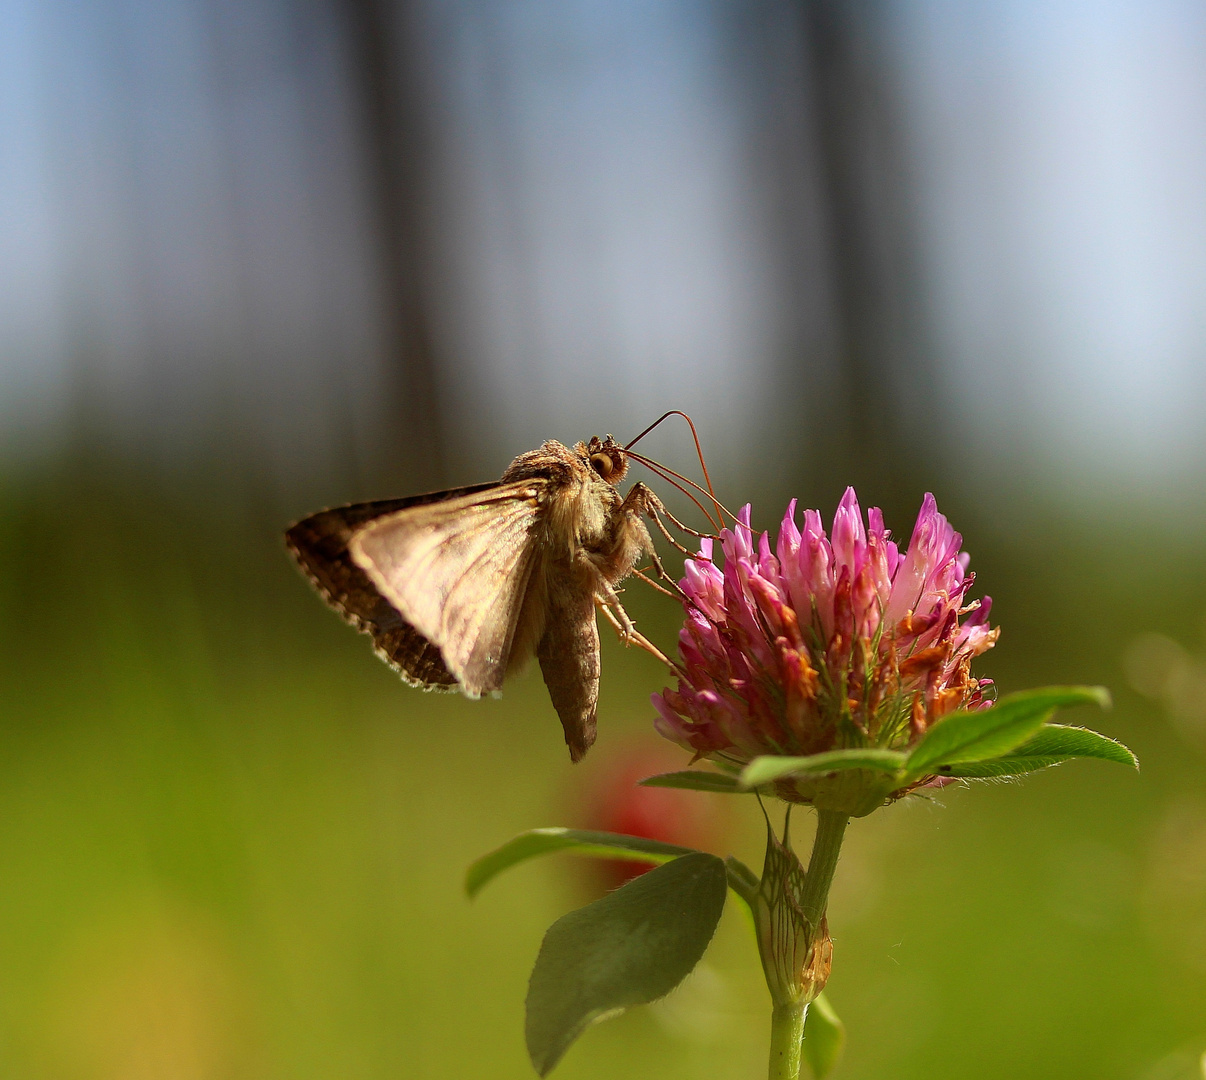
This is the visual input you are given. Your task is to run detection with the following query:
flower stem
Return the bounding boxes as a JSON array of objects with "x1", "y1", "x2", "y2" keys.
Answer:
[
  {"x1": 798, "y1": 810, "x2": 849, "y2": 928},
  {"x1": 760, "y1": 809, "x2": 850, "y2": 1080},
  {"x1": 768, "y1": 1000, "x2": 808, "y2": 1080}
]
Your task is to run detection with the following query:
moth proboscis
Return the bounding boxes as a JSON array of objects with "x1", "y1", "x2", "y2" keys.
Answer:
[{"x1": 286, "y1": 429, "x2": 721, "y2": 762}]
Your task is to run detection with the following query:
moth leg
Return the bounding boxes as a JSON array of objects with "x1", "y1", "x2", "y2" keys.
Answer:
[
  {"x1": 645, "y1": 502, "x2": 699, "y2": 560},
  {"x1": 624, "y1": 483, "x2": 696, "y2": 564},
  {"x1": 640, "y1": 542, "x2": 676, "y2": 591},
  {"x1": 595, "y1": 577, "x2": 636, "y2": 641},
  {"x1": 627, "y1": 627, "x2": 674, "y2": 670},
  {"x1": 593, "y1": 595, "x2": 673, "y2": 669},
  {"x1": 644, "y1": 545, "x2": 668, "y2": 582},
  {"x1": 619, "y1": 480, "x2": 656, "y2": 515},
  {"x1": 595, "y1": 594, "x2": 627, "y2": 638},
  {"x1": 630, "y1": 565, "x2": 682, "y2": 601},
  {"x1": 637, "y1": 547, "x2": 685, "y2": 600},
  {"x1": 595, "y1": 578, "x2": 651, "y2": 652},
  {"x1": 656, "y1": 500, "x2": 716, "y2": 542}
]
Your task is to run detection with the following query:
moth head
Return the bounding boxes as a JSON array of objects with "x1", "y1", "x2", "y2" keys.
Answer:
[{"x1": 579, "y1": 434, "x2": 629, "y2": 486}]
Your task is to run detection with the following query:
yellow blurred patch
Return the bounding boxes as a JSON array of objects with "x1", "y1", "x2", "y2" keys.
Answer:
[{"x1": 40, "y1": 893, "x2": 261, "y2": 1080}]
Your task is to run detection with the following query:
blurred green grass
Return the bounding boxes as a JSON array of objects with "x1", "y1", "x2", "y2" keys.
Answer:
[{"x1": 0, "y1": 460, "x2": 1204, "y2": 1079}]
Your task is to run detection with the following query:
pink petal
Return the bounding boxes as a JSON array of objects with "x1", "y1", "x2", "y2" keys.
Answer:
[{"x1": 831, "y1": 486, "x2": 866, "y2": 579}]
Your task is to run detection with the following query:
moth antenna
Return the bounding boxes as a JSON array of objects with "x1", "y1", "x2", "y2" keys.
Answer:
[
  {"x1": 624, "y1": 449, "x2": 738, "y2": 528},
  {"x1": 625, "y1": 410, "x2": 722, "y2": 524},
  {"x1": 623, "y1": 451, "x2": 721, "y2": 530}
]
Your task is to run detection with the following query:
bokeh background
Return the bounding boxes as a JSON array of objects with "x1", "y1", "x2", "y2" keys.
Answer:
[{"x1": 2, "y1": 1, "x2": 1206, "y2": 1077}]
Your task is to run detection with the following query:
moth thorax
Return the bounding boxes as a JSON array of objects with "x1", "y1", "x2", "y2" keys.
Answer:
[{"x1": 580, "y1": 434, "x2": 628, "y2": 486}]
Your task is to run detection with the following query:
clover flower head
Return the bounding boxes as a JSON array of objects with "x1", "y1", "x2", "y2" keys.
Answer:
[{"x1": 653, "y1": 489, "x2": 998, "y2": 811}]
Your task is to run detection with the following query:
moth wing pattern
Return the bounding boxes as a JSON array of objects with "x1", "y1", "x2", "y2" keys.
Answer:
[
  {"x1": 284, "y1": 483, "x2": 496, "y2": 689},
  {"x1": 348, "y1": 480, "x2": 547, "y2": 698}
]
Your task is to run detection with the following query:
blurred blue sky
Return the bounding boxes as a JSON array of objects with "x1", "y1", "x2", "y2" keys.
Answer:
[
  {"x1": 897, "y1": 0, "x2": 1206, "y2": 492},
  {"x1": 1, "y1": 0, "x2": 1204, "y2": 506}
]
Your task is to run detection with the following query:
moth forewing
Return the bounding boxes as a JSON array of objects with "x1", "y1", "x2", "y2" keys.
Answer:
[
  {"x1": 284, "y1": 487, "x2": 496, "y2": 691},
  {"x1": 347, "y1": 481, "x2": 546, "y2": 697}
]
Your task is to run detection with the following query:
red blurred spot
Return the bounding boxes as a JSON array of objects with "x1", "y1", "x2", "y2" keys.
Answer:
[{"x1": 578, "y1": 740, "x2": 727, "y2": 890}]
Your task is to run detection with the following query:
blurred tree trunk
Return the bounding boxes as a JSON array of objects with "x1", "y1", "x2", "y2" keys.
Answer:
[
  {"x1": 341, "y1": 0, "x2": 445, "y2": 489},
  {"x1": 799, "y1": 0, "x2": 934, "y2": 493}
]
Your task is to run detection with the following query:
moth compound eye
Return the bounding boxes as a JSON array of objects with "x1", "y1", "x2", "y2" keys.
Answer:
[{"x1": 590, "y1": 453, "x2": 613, "y2": 478}]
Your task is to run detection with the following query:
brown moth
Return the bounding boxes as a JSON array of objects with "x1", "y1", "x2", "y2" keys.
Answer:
[{"x1": 286, "y1": 435, "x2": 667, "y2": 762}]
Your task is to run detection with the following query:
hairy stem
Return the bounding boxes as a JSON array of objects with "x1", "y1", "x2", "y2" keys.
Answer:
[
  {"x1": 760, "y1": 809, "x2": 850, "y2": 1080},
  {"x1": 798, "y1": 810, "x2": 849, "y2": 928},
  {"x1": 769, "y1": 1000, "x2": 808, "y2": 1080}
]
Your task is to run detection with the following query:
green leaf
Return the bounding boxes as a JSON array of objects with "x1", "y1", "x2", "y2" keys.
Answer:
[
  {"x1": 803, "y1": 992, "x2": 846, "y2": 1079},
  {"x1": 466, "y1": 829, "x2": 758, "y2": 910},
  {"x1": 934, "y1": 724, "x2": 1138, "y2": 778},
  {"x1": 639, "y1": 770, "x2": 744, "y2": 794},
  {"x1": 906, "y1": 686, "x2": 1110, "y2": 777},
  {"x1": 525, "y1": 852, "x2": 728, "y2": 1076},
  {"x1": 739, "y1": 748, "x2": 908, "y2": 789},
  {"x1": 1007, "y1": 722, "x2": 1135, "y2": 766},
  {"x1": 465, "y1": 829, "x2": 696, "y2": 900}
]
